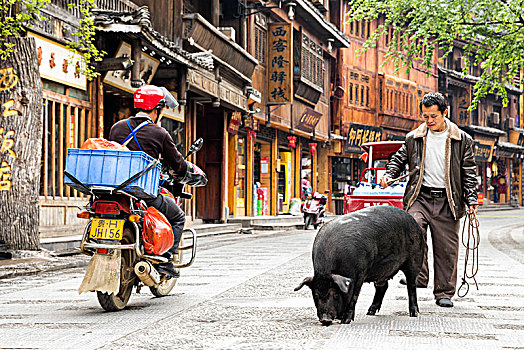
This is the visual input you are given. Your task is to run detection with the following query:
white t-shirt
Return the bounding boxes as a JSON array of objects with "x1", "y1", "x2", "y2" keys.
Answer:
[{"x1": 422, "y1": 122, "x2": 448, "y2": 188}]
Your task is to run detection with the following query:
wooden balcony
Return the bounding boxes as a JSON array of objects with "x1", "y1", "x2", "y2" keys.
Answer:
[
  {"x1": 46, "y1": 0, "x2": 138, "y2": 17},
  {"x1": 183, "y1": 13, "x2": 258, "y2": 81}
]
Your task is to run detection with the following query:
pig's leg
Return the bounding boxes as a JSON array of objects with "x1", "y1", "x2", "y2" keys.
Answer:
[
  {"x1": 341, "y1": 282, "x2": 361, "y2": 324},
  {"x1": 367, "y1": 281, "x2": 388, "y2": 315},
  {"x1": 403, "y1": 268, "x2": 420, "y2": 317}
]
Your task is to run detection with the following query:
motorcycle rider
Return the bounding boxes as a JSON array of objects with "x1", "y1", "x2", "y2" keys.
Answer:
[{"x1": 109, "y1": 85, "x2": 206, "y2": 277}]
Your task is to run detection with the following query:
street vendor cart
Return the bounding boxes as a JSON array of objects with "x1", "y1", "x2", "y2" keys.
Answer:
[{"x1": 344, "y1": 141, "x2": 407, "y2": 213}]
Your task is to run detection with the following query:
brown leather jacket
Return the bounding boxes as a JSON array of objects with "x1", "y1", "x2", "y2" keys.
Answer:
[{"x1": 385, "y1": 120, "x2": 478, "y2": 220}]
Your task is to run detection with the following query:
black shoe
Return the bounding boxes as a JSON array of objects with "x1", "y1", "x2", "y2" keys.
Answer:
[
  {"x1": 436, "y1": 298, "x2": 453, "y2": 307},
  {"x1": 399, "y1": 278, "x2": 427, "y2": 288},
  {"x1": 156, "y1": 262, "x2": 180, "y2": 278}
]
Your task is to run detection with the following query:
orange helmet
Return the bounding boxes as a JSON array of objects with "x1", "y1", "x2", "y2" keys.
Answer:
[{"x1": 133, "y1": 85, "x2": 179, "y2": 110}]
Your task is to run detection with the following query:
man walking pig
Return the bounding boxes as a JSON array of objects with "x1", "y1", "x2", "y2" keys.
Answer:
[{"x1": 380, "y1": 92, "x2": 478, "y2": 308}]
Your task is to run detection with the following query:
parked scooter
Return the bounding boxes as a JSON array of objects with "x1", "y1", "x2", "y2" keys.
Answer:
[
  {"x1": 302, "y1": 190, "x2": 329, "y2": 230},
  {"x1": 65, "y1": 138, "x2": 206, "y2": 311}
]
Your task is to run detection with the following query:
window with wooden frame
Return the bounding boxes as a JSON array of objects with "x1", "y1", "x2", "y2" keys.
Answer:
[
  {"x1": 254, "y1": 25, "x2": 267, "y2": 66},
  {"x1": 41, "y1": 82, "x2": 94, "y2": 199},
  {"x1": 355, "y1": 83, "x2": 359, "y2": 104},
  {"x1": 300, "y1": 33, "x2": 324, "y2": 90},
  {"x1": 355, "y1": 20, "x2": 360, "y2": 36},
  {"x1": 361, "y1": 21, "x2": 366, "y2": 39},
  {"x1": 360, "y1": 85, "x2": 364, "y2": 106},
  {"x1": 366, "y1": 86, "x2": 370, "y2": 107},
  {"x1": 349, "y1": 82, "x2": 353, "y2": 103},
  {"x1": 379, "y1": 78, "x2": 383, "y2": 111}
]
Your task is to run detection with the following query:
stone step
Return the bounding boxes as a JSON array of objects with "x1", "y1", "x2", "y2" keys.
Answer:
[
  {"x1": 251, "y1": 221, "x2": 305, "y2": 231},
  {"x1": 228, "y1": 215, "x2": 304, "y2": 228},
  {"x1": 189, "y1": 223, "x2": 242, "y2": 234}
]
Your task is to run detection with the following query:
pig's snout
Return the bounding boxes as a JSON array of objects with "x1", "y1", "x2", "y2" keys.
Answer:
[{"x1": 320, "y1": 314, "x2": 333, "y2": 326}]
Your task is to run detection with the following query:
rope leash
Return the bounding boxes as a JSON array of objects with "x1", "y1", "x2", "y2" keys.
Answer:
[{"x1": 457, "y1": 211, "x2": 480, "y2": 297}]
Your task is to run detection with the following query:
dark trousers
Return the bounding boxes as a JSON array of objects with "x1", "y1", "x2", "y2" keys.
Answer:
[
  {"x1": 407, "y1": 191, "x2": 460, "y2": 300},
  {"x1": 145, "y1": 193, "x2": 185, "y2": 256}
]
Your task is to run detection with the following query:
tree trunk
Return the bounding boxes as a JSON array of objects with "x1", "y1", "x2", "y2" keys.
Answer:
[{"x1": 0, "y1": 37, "x2": 43, "y2": 250}]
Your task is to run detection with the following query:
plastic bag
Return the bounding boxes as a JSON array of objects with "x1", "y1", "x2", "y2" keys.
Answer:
[
  {"x1": 81, "y1": 138, "x2": 129, "y2": 151},
  {"x1": 142, "y1": 207, "x2": 174, "y2": 255}
]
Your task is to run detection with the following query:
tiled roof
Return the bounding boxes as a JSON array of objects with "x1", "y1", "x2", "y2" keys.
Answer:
[{"x1": 93, "y1": 6, "x2": 213, "y2": 70}]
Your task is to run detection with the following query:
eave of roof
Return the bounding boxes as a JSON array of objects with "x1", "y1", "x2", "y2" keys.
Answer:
[
  {"x1": 294, "y1": 0, "x2": 350, "y2": 48},
  {"x1": 93, "y1": 7, "x2": 213, "y2": 71}
]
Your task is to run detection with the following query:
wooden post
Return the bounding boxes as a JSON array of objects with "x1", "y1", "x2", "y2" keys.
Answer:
[
  {"x1": 271, "y1": 130, "x2": 278, "y2": 215},
  {"x1": 311, "y1": 148, "x2": 318, "y2": 193},
  {"x1": 0, "y1": 37, "x2": 43, "y2": 250},
  {"x1": 221, "y1": 110, "x2": 228, "y2": 222},
  {"x1": 246, "y1": 133, "x2": 254, "y2": 216},
  {"x1": 227, "y1": 133, "x2": 237, "y2": 217}
]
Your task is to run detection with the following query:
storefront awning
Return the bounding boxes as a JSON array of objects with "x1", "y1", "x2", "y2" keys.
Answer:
[
  {"x1": 462, "y1": 125, "x2": 506, "y2": 137},
  {"x1": 496, "y1": 141, "x2": 524, "y2": 158}
]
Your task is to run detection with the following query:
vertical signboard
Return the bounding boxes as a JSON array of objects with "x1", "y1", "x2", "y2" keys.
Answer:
[
  {"x1": 267, "y1": 23, "x2": 292, "y2": 105},
  {"x1": 0, "y1": 37, "x2": 43, "y2": 249}
]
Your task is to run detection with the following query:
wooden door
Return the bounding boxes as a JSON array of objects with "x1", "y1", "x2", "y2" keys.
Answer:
[{"x1": 196, "y1": 106, "x2": 223, "y2": 221}]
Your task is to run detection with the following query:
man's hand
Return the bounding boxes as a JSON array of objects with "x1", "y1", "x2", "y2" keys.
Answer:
[
  {"x1": 379, "y1": 176, "x2": 390, "y2": 189},
  {"x1": 467, "y1": 204, "x2": 479, "y2": 214}
]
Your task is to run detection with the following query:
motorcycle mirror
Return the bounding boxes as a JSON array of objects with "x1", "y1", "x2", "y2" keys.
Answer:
[{"x1": 186, "y1": 138, "x2": 203, "y2": 158}]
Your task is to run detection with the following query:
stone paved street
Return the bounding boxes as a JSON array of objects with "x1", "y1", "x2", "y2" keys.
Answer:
[{"x1": 0, "y1": 209, "x2": 523, "y2": 349}]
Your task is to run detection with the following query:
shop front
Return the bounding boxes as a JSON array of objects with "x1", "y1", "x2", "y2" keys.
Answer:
[
  {"x1": 494, "y1": 142, "x2": 524, "y2": 205},
  {"x1": 26, "y1": 30, "x2": 97, "y2": 239}
]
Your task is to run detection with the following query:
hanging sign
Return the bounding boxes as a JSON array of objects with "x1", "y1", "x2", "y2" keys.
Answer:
[
  {"x1": 474, "y1": 140, "x2": 494, "y2": 162},
  {"x1": 267, "y1": 23, "x2": 292, "y2": 104},
  {"x1": 345, "y1": 123, "x2": 383, "y2": 153},
  {"x1": 228, "y1": 112, "x2": 242, "y2": 135},
  {"x1": 296, "y1": 108, "x2": 323, "y2": 133}
]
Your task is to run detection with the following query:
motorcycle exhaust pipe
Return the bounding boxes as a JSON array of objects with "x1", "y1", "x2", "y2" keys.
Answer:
[{"x1": 134, "y1": 261, "x2": 161, "y2": 287}]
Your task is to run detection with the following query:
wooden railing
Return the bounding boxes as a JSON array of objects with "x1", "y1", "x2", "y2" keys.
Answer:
[
  {"x1": 96, "y1": 0, "x2": 139, "y2": 11},
  {"x1": 48, "y1": 0, "x2": 138, "y2": 15}
]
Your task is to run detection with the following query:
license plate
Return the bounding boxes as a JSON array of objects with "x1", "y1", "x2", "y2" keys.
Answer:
[{"x1": 89, "y1": 219, "x2": 124, "y2": 240}]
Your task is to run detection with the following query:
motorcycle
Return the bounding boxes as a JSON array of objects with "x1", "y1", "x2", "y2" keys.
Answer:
[
  {"x1": 65, "y1": 138, "x2": 204, "y2": 311},
  {"x1": 302, "y1": 190, "x2": 329, "y2": 230}
]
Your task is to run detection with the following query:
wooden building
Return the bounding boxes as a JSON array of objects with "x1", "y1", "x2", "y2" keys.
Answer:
[
  {"x1": 331, "y1": 13, "x2": 438, "y2": 206},
  {"x1": 439, "y1": 42, "x2": 524, "y2": 207}
]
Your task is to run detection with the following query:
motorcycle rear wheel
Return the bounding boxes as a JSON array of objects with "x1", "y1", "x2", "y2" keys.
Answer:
[
  {"x1": 304, "y1": 215, "x2": 313, "y2": 230},
  {"x1": 149, "y1": 237, "x2": 183, "y2": 297},
  {"x1": 97, "y1": 228, "x2": 137, "y2": 311}
]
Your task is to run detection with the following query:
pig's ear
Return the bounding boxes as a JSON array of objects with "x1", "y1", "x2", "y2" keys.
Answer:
[
  {"x1": 331, "y1": 274, "x2": 353, "y2": 294},
  {"x1": 294, "y1": 276, "x2": 314, "y2": 291}
]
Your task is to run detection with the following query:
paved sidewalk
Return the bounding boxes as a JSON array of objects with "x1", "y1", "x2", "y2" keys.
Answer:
[{"x1": 321, "y1": 209, "x2": 524, "y2": 349}]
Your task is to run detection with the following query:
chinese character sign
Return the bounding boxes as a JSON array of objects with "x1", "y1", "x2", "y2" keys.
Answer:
[
  {"x1": 296, "y1": 108, "x2": 323, "y2": 133},
  {"x1": 345, "y1": 123, "x2": 383, "y2": 153},
  {"x1": 27, "y1": 32, "x2": 87, "y2": 91},
  {"x1": 267, "y1": 23, "x2": 292, "y2": 105}
]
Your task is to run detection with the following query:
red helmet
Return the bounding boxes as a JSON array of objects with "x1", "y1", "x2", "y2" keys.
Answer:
[{"x1": 133, "y1": 85, "x2": 179, "y2": 110}]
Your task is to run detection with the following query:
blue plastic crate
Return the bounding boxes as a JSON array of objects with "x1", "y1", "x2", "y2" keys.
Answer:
[{"x1": 64, "y1": 149, "x2": 161, "y2": 198}]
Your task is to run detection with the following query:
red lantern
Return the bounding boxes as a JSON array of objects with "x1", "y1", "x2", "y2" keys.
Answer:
[
  {"x1": 247, "y1": 128, "x2": 256, "y2": 144},
  {"x1": 287, "y1": 136, "x2": 297, "y2": 148},
  {"x1": 309, "y1": 142, "x2": 317, "y2": 154}
]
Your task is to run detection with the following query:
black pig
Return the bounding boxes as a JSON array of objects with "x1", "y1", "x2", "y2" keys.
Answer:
[{"x1": 295, "y1": 205, "x2": 423, "y2": 326}]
